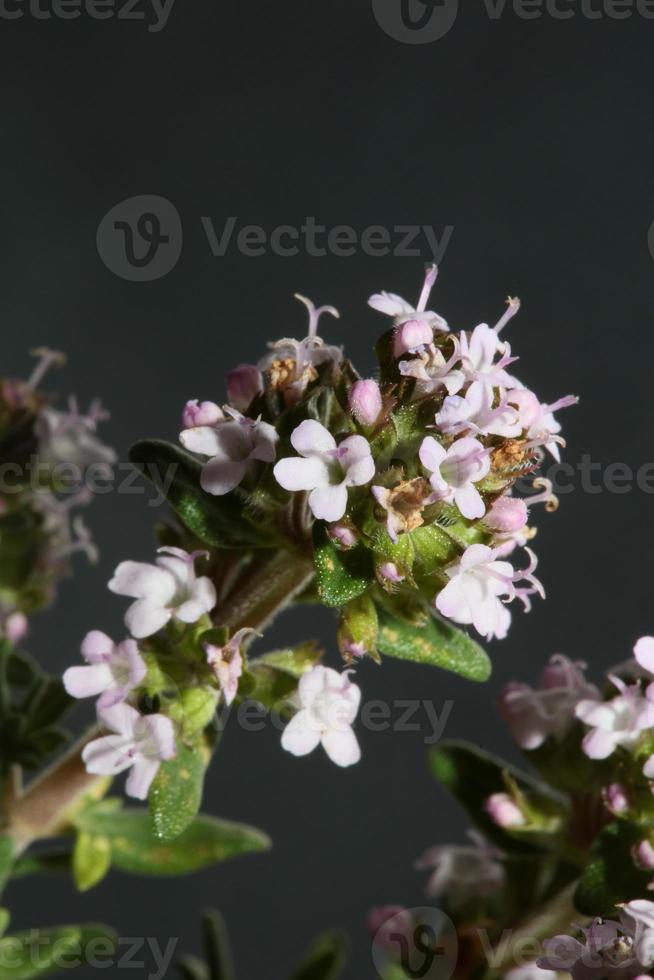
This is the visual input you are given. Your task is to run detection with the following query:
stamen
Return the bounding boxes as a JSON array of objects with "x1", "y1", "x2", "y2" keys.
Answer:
[
  {"x1": 28, "y1": 347, "x2": 66, "y2": 389},
  {"x1": 294, "y1": 294, "x2": 340, "y2": 339},
  {"x1": 416, "y1": 263, "x2": 439, "y2": 313},
  {"x1": 494, "y1": 296, "x2": 521, "y2": 334}
]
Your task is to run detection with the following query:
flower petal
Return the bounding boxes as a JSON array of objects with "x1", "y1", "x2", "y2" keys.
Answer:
[
  {"x1": 109, "y1": 561, "x2": 176, "y2": 603},
  {"x1": 200, "y1": 457, "x2": 247, "y2": 496},
  {"x1": 80, "y1": 630, "x2": 114, "y2": 664},
  {"x1": 64, "y1": 663, "x2": 113, "y2": 699},
  {"x1": 125, "y1": 599, "x2": 172, "y2": 639},
  {"x1": 290, "y1": 419, "x2": 335, "y2": 456},
  {"x1": 635, "y1": 637, "x2": 654, "y2": 676},
  {"x1": 180, "y1": 425, "x2": 223, "y2": 457},
  {"x1": 125, "y1": 758, "x2": 160, "y2": 800},
  {"x1": 308, "y1": 482, "x2": 348, "y2": 522},
  {"x1": 322, "y1": 726, "x2": 361, "y2": 767},
  {"x1": 281, "y1": 709, "x2": 322, "y2": 757},
  {"x1": 98, "y1": 701, "x2": 140, "y2": 737},
  {"x1": 273, "y1": 456, "x2": 330, "y2": 492},
  {"x1": 419, "y1": 436, "x2": 447, "y2": 474},
  {"x1": 82, "y1": 734, "x2": 134, "y2": 775}
]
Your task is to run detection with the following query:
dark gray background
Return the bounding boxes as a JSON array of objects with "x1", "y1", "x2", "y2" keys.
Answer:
[{"x1": 1, "y1": 1, "x2": 653, "y2": 976}]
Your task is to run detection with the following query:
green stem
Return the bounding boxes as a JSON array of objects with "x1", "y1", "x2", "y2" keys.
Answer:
[{"x1": 219, "y1": 550, "x2": 315, "y2": 634}]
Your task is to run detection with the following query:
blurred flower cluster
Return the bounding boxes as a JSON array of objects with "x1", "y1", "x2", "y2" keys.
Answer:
[
  {"x1": 369, "y1": 635, "x2": 654, "y2": 980},
  {"x1": 0, "y1": 348, "x2": 115, "y2": 640}
]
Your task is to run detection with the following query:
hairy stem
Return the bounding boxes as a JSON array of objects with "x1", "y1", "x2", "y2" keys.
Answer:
[{"x1": 219, "y1": 549, "x2": 314, "y2": 634}]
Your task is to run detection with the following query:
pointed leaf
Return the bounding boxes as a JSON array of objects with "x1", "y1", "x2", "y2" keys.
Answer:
[
  {"x1": 149, "y1": 742, "x2": 208, "y2": 842},
  {"x1": 72, "y1": 833, "x2": 111, "y2": 892},
  {"x1": 129, "y1": 439, "x2": 274, "y2": 549},
  {"x1": 202, "y1": 910, "x2": 236, "y2": 980},
  {"x1": 313, "y1": 527, "x2": 373, "y2": 608},
  {"x1": 376, "y1": 604, "x2": 491, "y2": 682},
  {"x1": 289, "y1": 933, "x2": 348, "y2": 980}
]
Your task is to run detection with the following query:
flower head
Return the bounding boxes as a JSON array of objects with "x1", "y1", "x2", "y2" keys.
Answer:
[
  {"x1": 281, "y1": 665, "x2": 361, "y2": 767},
  {"x1": 369, "y1": 264, "x2": 449, "y2": 356},
  {"x1": 274, "y1": 420, "x2": 375, "y2": 522},
  {"x1": 63, "y1": 630, "x2": 146, "y2": 708},
  {"x1": 109, "y1": 547, "x2": 217, "y2": 639},
  {"x1": 180, "y1": 408, "x2": 278, "y2": 496},
  {"x1": 576, "y1": 676, "x2": 654, "y2": 760},
  {"x1": 82, "y1": 702, "x2": 176, "y2": 800},
  {"x1": 415, "y1": 830, "x2": 504, "y2": 902}
]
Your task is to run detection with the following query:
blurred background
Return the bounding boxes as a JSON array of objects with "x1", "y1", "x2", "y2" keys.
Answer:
[{"x1": 1, "y1": 1, "x2": 653, "y2": 975}]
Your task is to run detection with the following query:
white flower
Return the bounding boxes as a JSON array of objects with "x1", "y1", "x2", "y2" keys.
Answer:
[
  {"x1": 398, "y1": 343, "x2": 465, "y2": 397},
  {"x1": 419, "y1": 435, "x2": 490, "y2": 519},
  {"x1": 63, "y1": 630, "x2": 146, "y2": 708},
  {"x1": 435, "y1": 543, "x2": 543, "y2": 640},
  {"x1": 180, "y1": 408, "x2": 278, "y2": 496},
  {"x1": 460, "y1": 323, "x2": 517, "y2": 388},
  {"x1": 273, "y1": 420, "x2": 375, "y2": 522},
  {"x1": 415, "y1": 830, "x2": 504, "y2": 901},
  {"x1": 508, "y1": 389, "x2": 578, "y2": 461},
  {"x1": 35, "y1": 397, "x2": 117, "y2": 471},
  {"x1": 82, "y1": 702, "x2": 176, "y2": 800},
  {"x1": 109, "y1": 547, "x2": 217, "y2": 639},
  {"x1": 575, "y1": 676, "x2": 654, "y2": 760},
  {"x1": 436, "y1": 381, "x2": 522, "y2": 439},
  {"x1": 281, "y1": 665, "x2": 361, "y2": 767}
]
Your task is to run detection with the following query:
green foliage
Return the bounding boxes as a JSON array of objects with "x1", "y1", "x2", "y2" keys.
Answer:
[
  {"x1": 72, "y1": 803, "x2": 269, "y2": 880},
  {"x1": 574, "y1": 821, "x2": 654, "y2": 915},
  {"x1": 177, "y1": 909, "x2": 235, "y2": 980},
  {"x1": 288, "y1": 933, "x2": 348, "y2": 980},
  {"x1": 376, "y1": 603, "x2": 491, "y2": 682},
  {"x1": 337, "y1": 595, "x2": 379, "y2": 661},
  {"x1": 0, "y1": 924, "x2": 117, "y2": 979},
  {"x1": 0, "y1": 838, "x2": 14, "y2": 895},
  {"x1": 129, "y1": 440, "x2": 274, "y2": 550},
  {"x1": 242, "y1": 641, "x2": 323, "y2": 708},
  {"x1": 149, "y1": 741, "x2": 209, "y2": 841},
  {"x1": 430, "y1": 741, "x2": 567, "y2": 853},
  {"x1": 313, "y1": 526, "x2": 374, "y2": 608},
  {"x1": 71, "y1": 833, "x2": 111, "y2": 893}
]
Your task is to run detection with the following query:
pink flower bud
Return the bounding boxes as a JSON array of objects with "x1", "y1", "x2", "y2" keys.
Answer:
[
  {"x1": 349, "y1": 380, "x2": 383, "y2": 426},
  {"x1": 378, "y1": 562, "x2": 404, "y2": 584},
  {"x1": 604, "y1": 783, "x2": 630, "y2": 815},
  {"x1": 392, "y1": 319, "x2": 433, "y2": 358},
  {"x1": 182, "y1": 399, "x2": 224, "y2": 429},
  {"x1": 367, "y1": 905, "x2": 413, "y2": 954},
  {"x1": 227, "y1": 364, "x2": 263, "y2": 412},
  {"x1": 484, "y1": 496, "x2": 529, "y2": 534},
  {"x1": 633, "y1": 839, "x2": 654, "y2": 871},
  {"x1": 484, "y1": 792, "x2": 526, "y2": 829},
  {"x1": 327, "y1": 523, "x2": 359, "y2": 549},
  {"x1": 2, "y1": 612, "x2": 28, "y2": 644}
]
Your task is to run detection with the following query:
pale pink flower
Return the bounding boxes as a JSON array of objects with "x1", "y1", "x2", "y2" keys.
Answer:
[
  {"x1": 109, "y1": 547, "x2": 217, "y2": 639},
  {"x1": 508, "y1": 389, "x2": 578, "y2": 461},
  {"x1": 435, "y1": 381, "x2": 521, "y2": 439},
  {"x1": 499, "y1": 655, "x2": 599, "y2": 750},
  {"x1": 180, "y1": 408, "x2": 278, "y2": 496},
  {"x1": 398, "y1": 341, "x2": 465, "y2": 397},
  {"x1": 540, "y1": 904, "x2": 654, "y2": 979},
  {"x1": 1, "y1": 611, "x2": 28, "y2": 644},
  {"x1": 419, "y1": 435, "x2": 490, "y2": 519},
  {"x1": 604, "y1": 783, "x2": 630, "y2": 816},
  {"x1": 484, "y1": 793, "x2": 526, "y2": 829},
  {"x1": 460, "y1": 322, "x2": 517, "y2": 388},
  {"x1": 576, "y1": 676, "x2": 654, "y2": 760},
  {"x1": 349, "y1": 379, "x2": 383, "y2": 426},
  {"x1": 64, "y1": 630, "x2": 146, "y2": 708},
  {"x1": 82, "y1": 702, "x2": 176, "y2": 800},
  {"x1": 205, "y1": 627, "x2": 255, "y2": 706},
  {"x1": 368, "y1": 264, "x2": 449, "y2": 357},
  {"x1": 35, "y1": 397, "x2": 117, "y2": 472},
  {"x1": 634, "y1": 637, "x2": 654, "y2": 700},
  {"x1": 226, "y1": 364, "x2": 264, "y2": 412},
  {"x1": 484, "y1": 496, "x2": 529, "y2": 534},
  {"x1": 415, "y1": 830, "x2": 504, "y2": 901},
  {"x1": 274, "y1": 420, "x2": 375, "y2": 522},
  {"x1": 182, "y1": 400, "x2": 224, "y2": 429},
  {"x1": 435, "y1": 543, "x2": 543, "y2": 640},
  {"x1": 281, "y1": 665, "x2": 361, "y2": 767}
]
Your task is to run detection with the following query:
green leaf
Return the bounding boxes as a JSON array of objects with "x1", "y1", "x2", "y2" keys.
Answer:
[
  {"x1": 313, "y1": 527, "x2": 373, "y2": 608},
  {"x1": 129, "y1": 439, "x2": 273, "y2": 550},
  {"x1": 149, "y1": 742, "x2": 208, "y2": 841},
  {"x1": 0, "y1": 910, "x2": 9, "y2": 939},
  {"x1": 201, "y1": 910, "x2": 236, "y2": 980},
  {"x1": 251, "y1": 641, "x2": 323, "y2": 678},
  {"x1": 0, "y1": 838, "x2": 14, "y2": 894},
  {"x1": 74, "y1": 806, "x2": 270, "y2": 876},
  {"x1": 11, "y1": 849, "x2": 72, "y2": 880},
  {"x1": 430, "y1": 741, "x2": 566, "y2": 854},
  {"x1": 575, "y1": 822, "x2": 654, "y2": 915},
  {"x1": 72, "y1": 833, "x2": 111, "y2": 892},
  {"x1": 177, "y1": 956, "x2": 209, "y2": 980},
  {"x1": 288, "y1": 933, "x2": 348, "y2": 980},
  {"x1": 0, "y1": 924, "x2": 117, "y2": 979},
  {"x1": 376, "y1": 603, "x2": 491, "y2": 682}
]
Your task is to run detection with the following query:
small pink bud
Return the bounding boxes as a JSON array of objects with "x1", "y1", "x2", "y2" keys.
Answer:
[
  {"x1": 327, "y1": 523, "x2": 359, "y2": 550},
  {"x1": 378, "y1": 562, "x2": 404, "y2": 584},
  {"x1": 392, "y1": 318, "x2": 433, "y2": 358},
  {"x1": 633, "y1": 840, "x2": 654, "y2": 871},
  {"x1": 604, "y1": 783, "x2": 630, "y2": 815},
  {"x1": 227, "y1": 364, "x2": 263, "y2": 412},
  {"x1": 349, "y1": 380, "x2": 383, "y2": 426},
  {"x1": 367, "y1": 906, "x2": 413, "y2": 954},
  {"x1": 3, "y1": 612, "x2": 28, "y2": 644},
  {"x1": 484, "y1": 496, "x2": 528, "y2": 533},
  {"x1": 484, "y1": 792, "x2": 526, "y2": 829},
  {"x1": 182, "y1": 399, "x2": 224, "y2": 429}
]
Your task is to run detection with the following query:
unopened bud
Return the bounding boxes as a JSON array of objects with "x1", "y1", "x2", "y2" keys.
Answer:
[
  {"x1": 349, "y1": 380, "x2": 383, "y2": 426},
  {"x1": 182, "y1": 399, "x2": 224, "y2": 428},
  {"x1": 327, "y1": 522, "x2": 359, "y2": 550},
  {"x1": 633, "y1": 839, "x2": 654, "y2": 871},
  {"x1": 485, "y1": 496, "x2": 529, "y2": 534},
  {"x1": 227, "y1": 364, "x2": 263, "y2": 412},
  {"x1": 2, "y1": 612, "x2": 28, "y2": 644},
  {"x1": 378, "y1": 562, "x2": 404, "y2": 584},
  {"x1": 604, "y1": 783, "x2": 630, "y2": 815},
  {"x1": 392, "y1": 319, "x2": 433, "y2": 358},
  {"x1": 484, "y1": 792, "x2": 526, "y2": 829}
]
